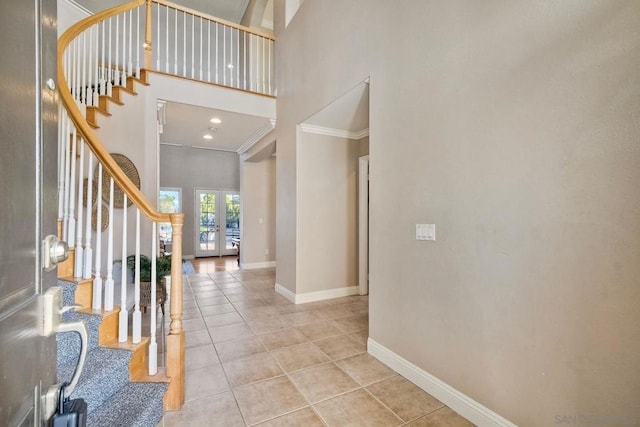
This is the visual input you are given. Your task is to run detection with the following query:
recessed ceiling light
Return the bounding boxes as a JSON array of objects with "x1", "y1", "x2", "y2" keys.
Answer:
[
  {"x1": 210, "y1": 117, "x2": 222, "y2": 124},
  {"x1": 203, "y1": 134, "x2": 213, "y2": 140}
]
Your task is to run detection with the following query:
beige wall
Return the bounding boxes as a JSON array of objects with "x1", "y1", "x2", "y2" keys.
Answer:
[
  {"x1": 296, "y1": 131, "x2": 360, "y2": 293},
  {"x1": 240, "y1": 156, "x2": 276, "y2": 266},
  {"x1": 275, "y1": 0, "x2": 640, "y2": 425}
]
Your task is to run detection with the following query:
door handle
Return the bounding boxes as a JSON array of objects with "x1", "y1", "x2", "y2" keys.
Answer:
[{"x1": 43, "y1": 235, "x2": 69, "y2": 271}]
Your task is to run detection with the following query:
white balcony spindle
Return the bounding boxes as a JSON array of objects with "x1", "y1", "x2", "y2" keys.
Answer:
[
  {"x1": 199, "y1": 17, "x2": 203, "y2": 81},
  {"x1": 156, "y1": 3, "x2": 160, "y2": 70},
  {"x1": 83, "y1": 152, "x2": 93, "y2": 279},
  {"x1": 104, "y1": 177, "x2": 115, "y2": 312},
  {"x1": 191, "y1": 14, "x2": 195, "y2": 78},
  {"x1": 236, "y1": 28, "x2": 239, "y2": 88},
  {"x1": 149, "y1": 222, "x2": 158, "y2": 375},
  {"x1": 74, "y1": 140, "x2": 85, "y2": 278},
  {"x1": 92, "y1": 163, "x2": 103, "y2": 310},
  {"x1": 207, "y1": 20, "x2": 210, "y2": 82},
  {"x1": 174, "y1": 8, "x2": 178, "y2": 74},
  {"x1": 229, "y1": 27, "x2": 233, "y2": 87},
  {"x1": 182, "y1": 12, "x2": 186, "y2": 76},
  {"x1": 119, "y1": 193, "x2": 129, "y2": 342},
  {"x1": 223, "y1": 26, "x2": 226, "y2": 86},
  {"x1": 243, "y1": 32, "x2": 247, "y2": 90},
  {"x1": 268, "y1": 40, "x2": 272, "y2": 95},
  {"x1": 133, "y1": 209, "x2": 142, "y2": 343},
  {"x1": 215, "y1": 23, "x2": 218, "y2": 84},
  {"x1": 165, "y1": 5, "x2": 169, "y2": 73}
]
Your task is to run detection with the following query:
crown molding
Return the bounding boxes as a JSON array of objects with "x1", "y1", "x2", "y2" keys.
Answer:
[
  {"x1": 237, "y1": 119, "x2": 276, "y2": 154},
  {"x1": 300, "y1": 124, "x2": 369, "y2": 140}
]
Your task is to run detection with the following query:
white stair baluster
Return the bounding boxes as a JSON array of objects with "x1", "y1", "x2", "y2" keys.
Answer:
[
  {"x1": 83, "y1": 153, "x2": 93, "y2": 279},
  {"x1": 57, "y1": 107, "x2": 65, "y2": 225},
  {"x1": 119, "y1": 194, "x2": 129, "y2": 342},
  {"x1": 128, "y1": 10, "x2": 133, "y2": 77},
  {"x1": 133, "y1": 209, "x2": 142, "y2": 343},
  {"x1": 67, "y1": 128, "x2": 77, "y2": 247},
  {"x1": 156, "y1": 3, "x2": 160, "y2": 71},
  {"x1": 104, "y1": 177, "x2": 115, "y2": 311},
  {"x1": 207, "y1": 20, "x2": 210, "y2": 82},
  {"x1": 236, "y1": 28, "x2": 239, "y2": 88},
  {"x1": 114, "y1": 14, "x2": 120, "y2": 87},
  {"x1": 107, "y1": 18, "x2": 112, "y2": 96},
  {"x1": 100, "y1": 21, "x2": 106, "y2": 95},
  {"x1": 87, "y1": 26, "x2": 93, "y2": 106},
  {"x1": 93, "y1": 25, "x2": 99, "y2": 104},
  {"x1": 174, "y1": 8, "x2": 178, "y2": 75},
  {"x1": 191, "y1": 14, "x2": 194, "y2": 78},
  {"x1": 243, "y1": 31, "x2": 247, "y2": 90},
  {"x1": 62, "y1": 115, "x2": 71, "y2": 242},
  {"x1": 136, "y1": 6, "x2": 140, "y2": 77},
  {"x1": 122, "y1": 11, "x2": 127, "y2": 87},
  {"x1": 223, "y1": 25, "x2": 226, "y2": 86},
  {"x1": 92, "y1": 163, "x2": 103, "y2": 310},
  {"x1": 74, "y1": 140, "x2": 85, "y2": 278},
  {"x1": 165, "y1": 5, "x2": 169, "y2": 73},
  {"x1": 215, "y1": 22, "x2": 218, "y2": 84},
  {"x1": 199, "y1": 16, "x2": 203, "y2": 81},
  {"x1": 182, "y1": 12, "x2": 186, "y2": 76},
  {"x1": 149, "y1": 223, "x2": 158, "y2": 375}
]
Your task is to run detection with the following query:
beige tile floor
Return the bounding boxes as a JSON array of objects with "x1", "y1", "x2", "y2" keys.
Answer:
[{"x1": 158, "y1": 266, "x2": 474, "y2": 426}]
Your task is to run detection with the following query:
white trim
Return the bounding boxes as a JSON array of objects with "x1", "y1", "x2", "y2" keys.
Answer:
[
  {"x1": 237, "y1": 119, "x2": 276, "y2": 154},
  {"x1": 241, "y1": 261, "x2": 276, "y2": 270},
  {"x1": 300, "y1": 124, "x2": 369, "y2": 140},
  {"x1": 275, "y1": 283, "x2": 359, "y2": 304},
  {"x1": 367, "y1": 339, "x2": 517, "y2": 427},
  {"x1": 61, "y1": 0, "x2": 92, "y2": 17}
]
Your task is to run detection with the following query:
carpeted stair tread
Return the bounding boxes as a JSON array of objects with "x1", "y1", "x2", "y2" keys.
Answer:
[
  {"x1": 87, "y1": 382, "x2": 167, "y2": 427},
  {"x1": 57, "y1": 279, "x2": 78, "y2": 306},
  {"x1": 58, "y1": 347, "x2": 132, "y2": 412},
  {"x1": 57, "y1": 310, "x2": 101, "y2": 367}
]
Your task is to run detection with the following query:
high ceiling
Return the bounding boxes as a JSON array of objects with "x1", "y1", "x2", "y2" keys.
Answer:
[{"x1": 159, "y1": 101, "x2": 273, "y2": 152}]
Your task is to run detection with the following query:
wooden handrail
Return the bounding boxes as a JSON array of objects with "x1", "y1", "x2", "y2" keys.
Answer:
[
  {"x1": 152, "y1": 0, "x2": 275, "y2": 41},
  {"x1": 58, "y1": 0, "x2": 170, "y2": 224}
]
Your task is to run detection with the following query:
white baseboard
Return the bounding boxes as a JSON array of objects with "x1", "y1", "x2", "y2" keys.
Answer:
[
  {"x1": 275, "y1": 283, "x2": 359, "y2": 304},
  {"x1": 367, "y1": 338, "x2": 516, "y2": 427},
  {"x1": 241, "y1": 261, "x2": 276, "y2": 270}
]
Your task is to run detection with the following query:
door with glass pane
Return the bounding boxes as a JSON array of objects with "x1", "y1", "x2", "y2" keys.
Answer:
[{"x1": 195, "y1": 189, "x2": 240, "y2": 257}]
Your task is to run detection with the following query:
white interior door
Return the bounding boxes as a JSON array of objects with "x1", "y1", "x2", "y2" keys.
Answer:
[{"x1": 195, "y1": 189, "x2": 240, "y2": 257}]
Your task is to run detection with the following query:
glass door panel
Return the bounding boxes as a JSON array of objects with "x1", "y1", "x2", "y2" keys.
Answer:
[
  {"x1": 195, "y1": 190, "x2": 218, "y2": 257},
  {"x1": 225, "y1": 194, "x2": 240, "y2": 251}
]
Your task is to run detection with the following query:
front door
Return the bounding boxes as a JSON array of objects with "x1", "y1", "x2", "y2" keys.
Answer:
[
  {"x1": 195, "y1": 189, "x2": 240, "y2": 257},
  {"x1": 0, "y1": 0, "x2": 60, "y2": 425}
]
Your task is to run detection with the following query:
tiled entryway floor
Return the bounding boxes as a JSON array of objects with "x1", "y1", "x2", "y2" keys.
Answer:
[{"x1": 160, "y1": 267, "x2": 474, "y2": 426}]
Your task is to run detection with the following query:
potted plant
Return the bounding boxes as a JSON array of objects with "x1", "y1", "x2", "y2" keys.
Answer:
[{"x1": 127, "y1": 254, "x2": 172, "y2": 314}]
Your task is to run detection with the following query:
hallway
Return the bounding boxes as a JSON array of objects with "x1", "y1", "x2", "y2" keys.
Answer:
[{"x1": 160, "y1": 261, "x2": 473, "y2": 426}]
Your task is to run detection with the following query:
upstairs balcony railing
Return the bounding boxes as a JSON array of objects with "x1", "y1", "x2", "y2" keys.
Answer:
[{"x1": 148, "y1": 0, "x2": 275, "y2": 95}]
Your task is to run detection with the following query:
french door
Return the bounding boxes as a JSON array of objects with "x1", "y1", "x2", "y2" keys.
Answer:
[{"x1": 195, "y1": 189, "x2": 240, "y2": 257}]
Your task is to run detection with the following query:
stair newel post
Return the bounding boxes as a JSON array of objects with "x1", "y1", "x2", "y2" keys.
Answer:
[
  {"x1": 74, "y1": 140, "x2": 85, "y2": 278},
  {"x1": 165, "y1": 212, "x2": 185, "y2": 410},
  {"x1": 83, "y1": 152, "x2": 94, "y2": 279},
  {"x1": 104, "y1": 177, "x2": 115, "y2": 311},
  {"x1": 92, "y1": 163, "x2": 103, "y2": 310},
  {"x1": 145, "y1": 0, "x2": 152, "y2": 70},
  {"x1": 119, "y1": 194, "x2": 129, "y2": 342},
  {"x1": 133, "y1": 209, "x2": 142, "y2": 343},
  {"x1": 149, "y1": 222, "x2": 158, "y2": 375}
]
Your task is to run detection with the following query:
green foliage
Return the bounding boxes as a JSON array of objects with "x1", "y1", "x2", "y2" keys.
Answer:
[{"x1": 126, "y1": 254, "x2": 172, "y2": 285}]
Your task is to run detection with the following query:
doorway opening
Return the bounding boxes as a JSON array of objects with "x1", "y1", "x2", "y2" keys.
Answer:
[{"x1": 195, "y1": 189, "x2": 240, "y2": 257}]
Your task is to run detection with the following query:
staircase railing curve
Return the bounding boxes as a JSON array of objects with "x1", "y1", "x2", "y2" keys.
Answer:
[{"x1": 57, "y1": 0, "x2": 185, "y2": 410}]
